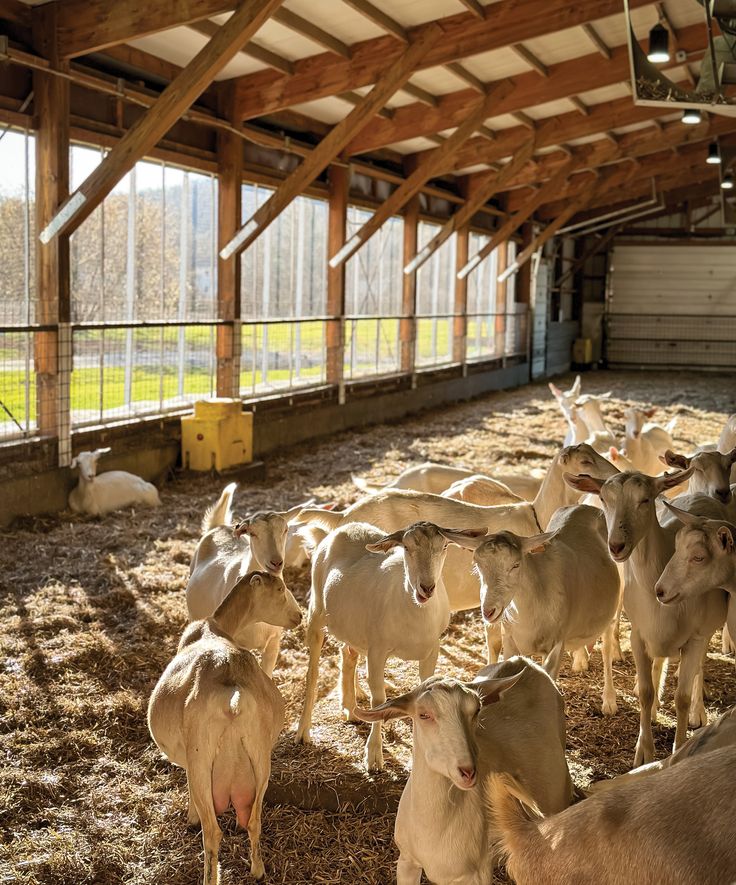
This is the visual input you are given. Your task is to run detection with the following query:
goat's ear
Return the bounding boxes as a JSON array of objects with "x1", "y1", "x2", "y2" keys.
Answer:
[
  {"x1": 473, "y1": 669, "x2": 525, "y2": 706},
  {"x1": 571, "y1": 375, "x2": 582, "y2": 397},
  {"x1": 282, "y1": 499, "x2": 315, "y2": 522},
  {"x1": 249, "y1": 573, "x2": 265, "y2": 587},
  {"x1": 564, "y1": 472, "x2": 605, "y2": 495},
  {"x1": 661, "y1": 449, "x2": 690, "y2": 470},
  {"x1": 365, "y1": 529, "x2": 405, "y2": 554},
  {"x1": 353, "y1": 693, "x2": 415, "y2": 722},
  {"x1": 654, "y1": 467, "x2": 694, "y2": 493},
  {"x1": 95, "y1": 447, "x2": 111, "y2": 457},
  {"x1": 599, "y1": 390, "x2": 612, "y2": 400},
  {"x1": 548, "y1": 381, "x2": 563, "y2": 400},
  {"x1": 438, "y1": 527, "x2": 487, "y2": 548},
  {"x1": 727, "y1": 447, "x2": 736, "y2": 465},
  {"x1": 520, "y1": 531, "x2": 556, "y2": 555},
  {"x1": 661, "y1": 500, "x2": 704, "y2": 527},
  {"x1": 233, "y1": 518, "x2": 252, "y2": 538},
  {"x1": 70, "y1": 456, "x2": 78, "y2": 469},
  {"x1": 644, "y1": 407, "x2": 657, "y2": 419},
  {"x1": 716, "y1": 525, "x2": 735, "y2": 554}
]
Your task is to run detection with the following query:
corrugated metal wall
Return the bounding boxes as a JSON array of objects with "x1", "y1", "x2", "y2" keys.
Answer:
[{"x1": 607, "y1": 243, "x2": 736, "y2": 369}]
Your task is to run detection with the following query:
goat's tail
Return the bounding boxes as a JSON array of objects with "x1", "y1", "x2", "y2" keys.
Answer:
[
  {"x1": 289, "y1": 507, "x2": 343, "y2": 532},
  {"x1": 202, "y1": 482, "x2": 237, "y2": 533},
  {"x1": 352, "y1": 474, "x2": 385, "y2": 494},
  {"x1": 485, "y1": 773, "x2": 543, "y2": 874}
]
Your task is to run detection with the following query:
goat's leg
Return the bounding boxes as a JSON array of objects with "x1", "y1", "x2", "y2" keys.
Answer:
[
  {"x1": 601, "y1": 622, "x2": 618, "y2": 716},
  {"x1": 186, "y1": 774, "x2": 201, "y2": 828},
  {"x1": 419, "y1": 644, "x2": 440, "y2": 681},
  {"x1": 247, "y1": 775, "x2": 269, "y2": 880},
  {"x1": 295, "y1": 615, "x2": 325, "y2": 744},
  {"x1": 631, "y1": 630, "x2": 655, "y2": 767},
  {"x1": 502, "y1": 630, "x2": 520, "y2": 661},
  {"x1": 676, "y1": 639, "x2": 708, "y2": 750},
  {"x1": 571, "y1": 646, "x2": 590, "y2": 673},
  {"x1": 186, "y1": 757, "x2": 222, "y2": 885},
  {"x1": 689, "y1": 649, "x2": 708, "y2": 728},
  {"x1": 365, "y1": 650, "x2": 388, "y2": 771},
  {"x1": 397, "y1": 856, "x2": 423, "y2": 885},
  {"x1": 340, "y1": 644, "x2": 360, "y2": 722},
  {"x1": 260, "y1": 629, "x2": 282, "y2": 678},
  {"x1": 485, "y1": 622, "x2": 502, "y2": 664},
  {"x1": 723, "y1": 622, "x2": 734, "y2": 654},
  {"x1": 611, "y1": 572, "x2": 625, "y2": 661},
  {"x1": 543, "y1": 641, "x2": 565, "y2": 680}
]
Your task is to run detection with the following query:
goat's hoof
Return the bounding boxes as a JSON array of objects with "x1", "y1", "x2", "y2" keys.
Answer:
[
  {"x1": 365, "y1": 748, "x2": 384, "y2": 772},
  {"x1": 633, "y1": 742, "x2": 653, "y2": 768},
  {"x1": 688, "y1": 705, "x2": 707, "y2": 728},
  {"x1": 251, "y1": 859, "x2": 265, "y2": 880},
  {"x1": 295, "y1": 728, "x2": 312, "y2": 745},
  {"x1": 612, "y1": 644, "x2": 624, "y2": 662},
  {"x1": 341, "y1": 706, "x2": 359, "y2": 723},
  {"x1": 187, "y1": 814, "x2": 200, "y2": 830},
  {"x1": 602, "y1": 697, "x2": 618, "y2": 716}
]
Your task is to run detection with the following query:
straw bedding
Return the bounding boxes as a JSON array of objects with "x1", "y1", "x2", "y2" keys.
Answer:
[{"x1": 1, "y1": 369, "x2": 735, "y2": 884}]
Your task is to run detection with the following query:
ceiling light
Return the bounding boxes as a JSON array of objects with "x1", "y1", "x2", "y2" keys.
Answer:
[
  {"x1": 647, "y1": 23, "x2": 670, "y2": 63},
  {"x1": 707, "y1": 142, "x2": 721, "y2": 164},
  {"x1": 721, "y1": 173, "x2": 734, "y2": 190},
  {"x1": 682, "y1": 108, "x2": 702, "y2": 124}
]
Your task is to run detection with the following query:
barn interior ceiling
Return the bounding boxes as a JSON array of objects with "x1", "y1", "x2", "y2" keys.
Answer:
[{"x1": 0, "y1": 0, "x2": 732, "y2": 236}]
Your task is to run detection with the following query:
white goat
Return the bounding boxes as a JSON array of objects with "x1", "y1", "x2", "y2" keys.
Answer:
[
  {"x1": 186, "y1": 483, "x2": 308, "y2": 676},
  {"x1": 566, "y1": 468, "x2": 729, "y2": 764},
  {"x1": 452, "y1": 505, "x2": 621, "y2": 714},
  {"x1": 355, "y1": 657, "x2": 572, "y2": 885},
  {"x1": 622, "y1": 407, "x2": 676, "y2": 475},
  {"x1": 295, "y1": 521, "x2": 485, "y2": 770},
  {"x1": 353, "y1": 461, "x2": 542, "y2": 503},
  {"x1": 442, "y1": 474, "x2": 523, "y2": 506},
  {"x1": 487, "y1": 746, "x2": 736, "y2": 885},
  {"x1": 68, "y1": 447, "x2": 160, "y2": 516},
  {"x1": 148, "y1": 571, "x2": 302, "y2": 884},
  {"x1": 660, "y1": 447, "x2": 736, "y2": 508},
  {"x1": 297, "y1": 444, "x2": 620, "y2": 664},
  {"x1": 548, "y1": 376, "x2": 587, "y2": 446}
]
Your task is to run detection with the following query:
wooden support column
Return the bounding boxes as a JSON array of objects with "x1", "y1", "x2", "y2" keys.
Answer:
[
  {"x1": 495, "y1": 238, "x2": 508, "y2": 355},
  {"x1": 327, "y1": 163, "x2": 349, "y2": 399},
  {"x1": 453, "y1": 222, "x2": 470, "y2": 367},
  {"x1": 216, "y1": 86, "x2": 242, "y2": 398},
  {"x1": 33, "y1": 6, "x2": 71, "y2": 463},
  {"x1": 401, "y1": 194, "x2": 419, "y2": 377}
]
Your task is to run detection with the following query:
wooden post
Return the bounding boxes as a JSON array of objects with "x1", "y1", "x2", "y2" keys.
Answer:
[
  {"x1": 453, "y1": 222, "x2": 469, "y2": 367},
  {"x1": 216, "y1": 86, "x2": 242, "y2": 398},
  {"x1": 327, "y1": 163, "x2": 349, "y2": 400},
  {"x1": 33, "y1": 6, "x2": 71, "y2": 463},
  {"x1": 401, "y1": 195, "x2": 419, "y2": 378},
  {"x1": 495, "y1": 238, "x2": 508, "y2": 357}
]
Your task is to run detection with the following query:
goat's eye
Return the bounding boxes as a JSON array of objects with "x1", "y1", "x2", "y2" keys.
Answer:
[
  {"x1": 581, "y1": 460, "x2": 592, "y2": 467},
  {"x1": 419, "y1": 712, "x2": 432, "y2": 721},
  {"x1": 692, "y1": 555, "x2": 704, "y2": 563},
  {"x1": 511, "y1": 562, "x2": 520, "y2": 570},
  {"x1": 639, "y1": 499, "x2": 650, "y2": 507}
]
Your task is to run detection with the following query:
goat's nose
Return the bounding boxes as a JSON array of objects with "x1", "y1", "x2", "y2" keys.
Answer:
[
  {"x1": 655, "y1": 585, "x2": 666, "y2": 599},
  {"x1": 269, "y1": 559, "x2": 284, "y2": 569},
  {"x1": 458, "y1": 766, "x2": 476, "y2": 786},
  {"x1": 609, "y1": 541, "x2": 625, "y2": 556},
  {"x1": 420, "y1": 583, "x2": 435, "y2": 596}
]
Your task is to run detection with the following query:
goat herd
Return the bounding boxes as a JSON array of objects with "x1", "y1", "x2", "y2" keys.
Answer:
[{"x1": 68, "y1": 378, "x2": 736, "y2": 884}]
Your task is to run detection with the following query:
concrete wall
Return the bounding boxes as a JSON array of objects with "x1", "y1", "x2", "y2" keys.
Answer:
[{"x1": 0, "y1": 360, "x2": 528, "y2": 527}]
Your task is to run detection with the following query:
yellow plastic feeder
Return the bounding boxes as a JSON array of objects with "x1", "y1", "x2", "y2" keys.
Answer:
[{"x1": 181, "y1": 398, "x2": 253, "y2": 472}]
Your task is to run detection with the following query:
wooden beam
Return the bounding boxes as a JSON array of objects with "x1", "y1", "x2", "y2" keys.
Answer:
[
  {"x1": 402, "y1": 82, "x2": 439, "y2": 107},
  {"x1": 338, "y1": 91, "x2": 393, "y2": 120},
  {"x1": 327, "y1": 164, "x2": 349, "y2": 390},
  {"x1": 190, "y1": 20, "x2": 294, "y2": 75},
  {"x1": 0, "y1": 0, "x2": 31, "y2": 28},
  {"x1": 446, "y1": 62, "x2": 486, "y2": 93},
  {"x1": 511, "y1": 43, "x2": 548, "y2": 77},
  {"x1": 569, "y1": 95, "x2": 589, "y2": 116},
  {"x1": 454, "y1": 220, "x2": 470, "y2": 363},
  {"x1": 459, "y1": 158, "x2": 577, "y2": 278},
  {"x1": 581, "y1": 23, "x2": 611, "y2": 59},
  {"x1": 41, "y1": 0, "x2": 284, "y2": 244},
  {"x1": 99, "y1": 43, "x2": 186, "y2": 84},
  {"x1": 341, "y1": 0, "x2": 408, "y2": 42},
  {"x1": 554, "y1": 224, "x2": 620, "y2": 290},
  {"x1": 458, "y1": 0, "x2": 486, "y2": 18},
  {"x1": 216, "y1": 87, "x2": 242, "y2": 398},
  {"x1": 344, "y1": 24, "x2": 705, "y2": 155},
  {"x1": 221, "y1": 25, "x2": 442, "y2": 259},
  {"x1": 233, "y1": 0, "x2": 654, "y2": 119},
  {"x1": 56, "y1": 0, "x2": 240, "y2": 57},
  {"x1": 272, "y1": 8, "x2": 351, "y2": 59},
  {"x1": 329, "y1": 79, "x2": 514, "y2": 268},
  {"x1": 512, "y1": 110, "x2": 536, "y2": 130},
  {"x1": 404, "y1": 136, "x2": 538, "y2": 274},
  {"x1": 401, "y1": 160, "x2": 420, "y2": 375},
  {"x1": 33, "y1": 4, "x2": 70, "y2": 457}
]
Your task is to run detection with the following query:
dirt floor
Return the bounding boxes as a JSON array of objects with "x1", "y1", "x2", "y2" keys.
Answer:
[{"x1": 1, "y1": 368, "x2": 735, "y2": 885}]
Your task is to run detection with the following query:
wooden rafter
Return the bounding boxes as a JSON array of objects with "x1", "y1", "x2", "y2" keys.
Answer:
[
  {"x1": 341, "y1": 0, "x2": 408, "y2": 42},
  {"x1": 189, "y1": 19, "x2": 294, "y2": 75},
  {"x1": 458, "y1": 158, "x2": 577, "y2": 279},
  {"x1": 343, "y1": 23, "x2": 706, "y2": 155},
  {"x1": 272, "y1": 8, "x2": 351, "y2": 59},
  {"x1": 328, "y1": 79, "x2": 515, "y2": 268},
  {"x1": 569, "y1": 95, "x2": 589, "y2": 116},
  {"x1": 338, "y1": 92, "x2": 394, "y2": 120},
  {"x1": 512, "y1": 110, "x2": 537, "y2": 130},
  {"x1": 511, "y1": 43, "x2": 548, "y2": 77},
  {"x1": 402, "y1": 82, "x2": 439, "y2": 107},
  {"x1": 220, "y1": 25, "x2": 443, "y2": 260},
  {"x1": 404, "y1": 137, "x2": 538, "y2": 275},
  {"x1": 458, "y1": 0, "x2": 486, "y2": 18},
  {"x1": 233, "y1": 0, "x2": 654, "y2": 119},
  {"x1": 446, "y1": 62, "x2": 486, "y2": 94},
  {"x1": 41, "y1": 0, "x2": 285, "y2": 243},
  {"x1": 581, "y1": 23, "x2": 611, "y2": 59}
]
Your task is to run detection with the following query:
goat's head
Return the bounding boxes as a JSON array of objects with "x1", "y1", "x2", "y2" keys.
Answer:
[
  {"x1": 548, "y1": 374, "x2": 581, "y2": 420},
  {"x1": 661, "y1": 448, "x2": 736, "y2": 505},
  {"x1": 366, "y1": 522, "x2": 486, "y2": 605},
  {"x1": 559, "y1": 443, "x2": 620, "y2": 481},
  {"x1": 224, "y1": 570, "x2": 302, "y2": 630},
  {"x1": 563, "y1": 468, "x2": 693, "y2": 562},
  {"x1": 624, "y1": 406, "x2": 656, "y2": 440},
  {"x1": 353, "y1": 671, "x2": 524, "y2": 790},
  {"x1": 655, "y1": 504, "x2": 736, "y2": 605},
  {"x1": 233, "y1": 502, "x2": 308, "y2": 576},
  {"x1": 70, "y1": 447, "x2": 112, "y2": 482}
]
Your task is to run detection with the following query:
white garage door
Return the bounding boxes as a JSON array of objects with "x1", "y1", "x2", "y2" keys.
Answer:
[{"x1": 607, "y1": 243, "x2": 736, "y2": 369}]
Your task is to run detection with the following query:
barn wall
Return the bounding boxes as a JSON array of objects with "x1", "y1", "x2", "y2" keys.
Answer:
[{"x1": 606, "y1": 241, "x2": 736, "y2": 369}]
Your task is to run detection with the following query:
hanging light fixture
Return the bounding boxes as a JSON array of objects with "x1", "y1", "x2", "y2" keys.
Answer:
[
  {"x1": 721, "y1": 172, "x2": 734, "y2": 190},
  {"x1": 682, "y1": 108, "x2": 702, "y2": 124},
  {"x1": 707, "y1": 141, "x2": 721, "y2": 164},
  {"x1": 647, "y1": 23, "x2": 670, "y2": 63}
]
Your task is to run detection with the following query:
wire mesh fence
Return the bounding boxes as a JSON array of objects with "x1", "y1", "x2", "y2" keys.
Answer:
[{"x1": 240, "y1": 319, "x2": 327, "y2": 396}]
